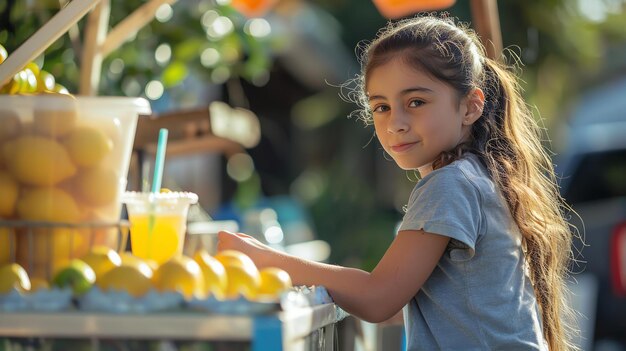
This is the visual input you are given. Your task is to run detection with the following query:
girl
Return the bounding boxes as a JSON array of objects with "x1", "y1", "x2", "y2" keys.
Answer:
[{"x1": 218, "y1": 15, "x2": 576, "y2": 350}]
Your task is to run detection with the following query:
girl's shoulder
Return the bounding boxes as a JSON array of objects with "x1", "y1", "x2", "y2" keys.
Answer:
[
  {"x1": 414, "y1": 153, "x2": 495, "y2": 201},
  {"x1": 423, "y1": 153, "x2": 489, "y2": 185}
]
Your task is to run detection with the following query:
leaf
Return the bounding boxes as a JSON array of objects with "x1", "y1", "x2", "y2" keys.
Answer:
[{"x1": 161, "y1": 61, "x2": 188, "y2": 88}]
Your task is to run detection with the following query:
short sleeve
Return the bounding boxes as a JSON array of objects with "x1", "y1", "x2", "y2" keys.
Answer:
[{"x1": 399, "y1": 166, "x2": 483, "y2": 260}]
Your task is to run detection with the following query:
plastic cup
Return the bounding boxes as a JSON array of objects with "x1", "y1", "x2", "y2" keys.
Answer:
[{"x1": 122, "y1": 191, "x2": 198, "y2": 265}]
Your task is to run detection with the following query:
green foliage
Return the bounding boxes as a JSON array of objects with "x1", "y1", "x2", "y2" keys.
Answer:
[{"x1": 0, "y1": 0, "x2": 277, "y2": 96}]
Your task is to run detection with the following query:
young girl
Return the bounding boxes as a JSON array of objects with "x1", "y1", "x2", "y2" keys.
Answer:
[{"x1": 218, "y1": 15, "x2": 576, "y2": 350}]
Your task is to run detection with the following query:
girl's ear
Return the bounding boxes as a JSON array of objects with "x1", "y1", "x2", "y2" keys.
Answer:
[{"x1": 462, "y1": 88, "x2": 485, "y2": 125}]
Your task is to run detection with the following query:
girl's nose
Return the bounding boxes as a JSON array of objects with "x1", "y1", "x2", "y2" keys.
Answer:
[{"x1": 388, "y1": 110, "x2": 410, "y2": 134}]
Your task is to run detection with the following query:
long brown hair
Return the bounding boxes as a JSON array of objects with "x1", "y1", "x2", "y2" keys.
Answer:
[{"x1": 351, "y1": 15, "x2": 578, "y2": 350}]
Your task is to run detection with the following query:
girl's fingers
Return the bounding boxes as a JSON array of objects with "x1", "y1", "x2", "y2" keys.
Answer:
[
  {"x1": 218, "y1": 230, "x2": 235, "y2": 237},
  {"x1": 217, "y1": 231, "x2": 237, "y2": 250},
  {"x1": 235, "y1": 232, "x2": 254, "y2": 239}
]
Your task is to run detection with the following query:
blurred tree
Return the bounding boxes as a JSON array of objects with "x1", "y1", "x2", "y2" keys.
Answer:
[{"x1": 0, "y1": 0, "x2": 279, "y2": 107}]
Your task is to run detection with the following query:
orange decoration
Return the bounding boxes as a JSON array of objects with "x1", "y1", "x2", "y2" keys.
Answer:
[
  {"x1": 231, "y1": 0, "x2": 278, "y2": 18},
  {"x1": 372, "y1": 0, "x2": 456, "y2": 19}
]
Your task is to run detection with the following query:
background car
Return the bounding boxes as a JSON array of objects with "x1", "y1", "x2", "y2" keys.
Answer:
[{"x1": 555, "y1": 77, "x2": 626, "y2": 351}]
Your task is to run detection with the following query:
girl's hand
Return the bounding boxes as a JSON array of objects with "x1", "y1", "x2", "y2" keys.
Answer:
[{"x1": 216, "y1": 230, "x2": 281, "y2": 268}]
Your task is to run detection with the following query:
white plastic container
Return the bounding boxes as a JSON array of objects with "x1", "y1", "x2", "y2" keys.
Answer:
[{"x1": 0, "y1": 94, "x2": 151, "y2": 278}]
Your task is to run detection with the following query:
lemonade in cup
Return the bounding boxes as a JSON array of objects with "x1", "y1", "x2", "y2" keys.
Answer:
[{"x1": 123, "y1": 191, "x2": 198, "y2": 265}]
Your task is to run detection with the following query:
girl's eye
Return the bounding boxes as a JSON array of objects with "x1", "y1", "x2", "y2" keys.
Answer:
[
  {"x1": 372, "y1": 105, "x2": 390, "y2": 113},
  {"x1": 408, "y1": 99, "x2": 425, "y2": 107}
]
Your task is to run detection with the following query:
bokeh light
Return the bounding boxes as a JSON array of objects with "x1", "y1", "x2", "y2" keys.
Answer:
[
  {"x1": 245, "y1": 18, "x2": 271, "y2": 38},
  {"x1": 211, "y1": 66, "x2": 231, "y2": 83},
  {"x1": 109, "y1": 58, "x2": 125, "y2": 74},
  {"x1": 227, "y1": 153, "x2": 255, "y2": 182},
  {"x1": 201, "y1": 47, "x2": 220, "y2": 67},
  {"x1": 122, "y1": 77, "x2": 141, "y2": 96},
  {"x1": 205, "y1": 16, "x2": 234, "y2": 40},
  {"x1": 155, "y1": 4, "x2": 173, "y2": 22},
  {"x1": 155, "y1": 43, "x2": 172, "y2": 66},
  {"x1": 145, "y1": 80, "x2": 164, "y2": 100}
]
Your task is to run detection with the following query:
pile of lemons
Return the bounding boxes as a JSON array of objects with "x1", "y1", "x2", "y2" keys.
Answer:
[
  {"x1": 0, "y1": 247, "x2": 293, "y2": 303},
  {"x1": 0, "y1": 44, "x2": 68, "y2": 95},
  {"x1": 0, "y1": 43, "x2": 121, "y2": 275}
]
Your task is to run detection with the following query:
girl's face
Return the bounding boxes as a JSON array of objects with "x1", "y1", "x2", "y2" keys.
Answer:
[{"x1": 367, "y1": 56, "x2": 477, "y2": 174}]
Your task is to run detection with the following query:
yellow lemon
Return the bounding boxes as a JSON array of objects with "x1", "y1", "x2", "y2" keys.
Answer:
[
  {"x1": 24, "y1": 62, "x2": 40, "y2": 78},
  {"x1": 223, "y1": 262, "x2": 261, "y2": 299},
  {"x1": 4, "y1": 136, "x2": 76, "y2": 186},
  {"x1": 0, "y1": 170, "x2": 19, "y2": 217},
  {"x1": 73, "y1": 167, "x2": 118, "y2": 206},
  {"x1": 0, "y1": 228, "x2": 15, "y2": 264},
  {"x1": 16, "y1": 187, "x2": 80, "y2": 223},
  {"x1": 36, "y1": 70, "x2": 56, "y2": 92},
  {"x1": 6, "y1": 70, "x2": 36, "y2": 94},
  {"x1": 145, "y1": 259, "x2": 159, "y2": 271},
  {"x1": 54, "y1": 84, "x2": 69, "y2": 95},
  {"x1": 80, "y1": 246, "x2": 122, "y2": 281},
  {"x1": 52, "y1": 259, "x2": 96, "y2": 295},
  {"x1": 63, "y1": 126, "x2": 113, "y2": 168},
  {"x1": 14, "y1": 187, "x2": 85, "y2": 278},
  {"x1": 21, "y1": 66, "x2": 38, "y2": 93},
  {"x1": 97, "y1": 263, "x2": 153, "y2": 298},
  {"x1": 258, "y1": 267, "x2": 292, "y2": 299},
  {"x1": 0, "y1": 44, "x2": 7, "y2": 65},
  {"x1": 0, "y1": 263, "x2": 31, "y2": 293},
  {"x1": 33, "y1": 93, "x2": 77, "y2": 137},
  {"x1": 4, "y1": 71, "x2": 29, "y2": 95},
  {"x1": 119, "y1": 252, "x2": 158, "y2": 272},
  {"x1": 214, "y1": 250, "x2": 256, "y2": 269},
  {"x1": 152, "y1": 256, "x2": 204, "y2": 299},
  {"x1": 0, "y1": 111, "x2": 21, "y2": 141},
  {"x1": 0, "y1": 110, "x2": 22, "y2": 169},
  {"x1": 193, "y1": 249, "x2": 227, "y2": 299}
]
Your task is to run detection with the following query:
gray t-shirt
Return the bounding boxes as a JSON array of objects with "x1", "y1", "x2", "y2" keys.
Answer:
[{"x1": 399, "y1": 153, "x2": 547, "y2": 350}]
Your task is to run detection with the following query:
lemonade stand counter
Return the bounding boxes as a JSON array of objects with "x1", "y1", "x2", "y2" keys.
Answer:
[{"x1": 0, "y1": 301, "x2": 345, "y2": 351}]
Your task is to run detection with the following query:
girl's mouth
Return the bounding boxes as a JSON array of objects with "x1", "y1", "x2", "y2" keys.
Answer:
[{"x1": 391, "y1": 142, "x2": 419, "y2": 153}]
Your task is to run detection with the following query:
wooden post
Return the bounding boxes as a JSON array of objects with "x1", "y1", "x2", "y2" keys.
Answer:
[
  {"x1": 101, "y1": 0, "x2": 178, "y2": 57},
  {"x1": 80, "y1": 0, "x2": 110, "y2": 96},
  {"x1": 470, "y1": 0, "x2": 503, "y2": 61}
]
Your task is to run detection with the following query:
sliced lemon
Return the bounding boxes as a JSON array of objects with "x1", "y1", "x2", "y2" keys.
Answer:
[
  {"x1": 223, "y1": 262, "x2": 260, "y2": 300},
  {"x1": 80, "y1": 246, "x2": 122, "y2": 281},
  {"x1": 0, "y1": 263, "x2": 31, "y2": 294},
  {"x1": 258, "y1": 267, "x2": 292, "y2": 299},
  {"x1": 193, "y1": 249, "x2": 227, "y2": 299},
  {"x1": 153, "y1": 256, "x2": 204, "y2": 299},
  {"x1": 214, "y1": 250, "x2": 256, "y2": 269},
  {"x1": 97, "y1": 263, "x2": 153, "y2": 298}
]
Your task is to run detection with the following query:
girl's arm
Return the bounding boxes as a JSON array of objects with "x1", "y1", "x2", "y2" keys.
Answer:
[{"x1": 217, "y1": 230, "x2": 449, "y2": 323}]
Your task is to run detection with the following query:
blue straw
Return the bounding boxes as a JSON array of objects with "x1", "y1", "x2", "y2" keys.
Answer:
[
  {"x1": 151, "y1": 128, "x2": 168, "y2": 193},
  {"x1": 148, "y1": 128, "x2": 168, "y2": 259}
]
